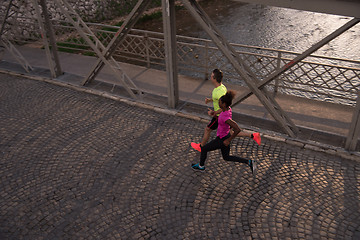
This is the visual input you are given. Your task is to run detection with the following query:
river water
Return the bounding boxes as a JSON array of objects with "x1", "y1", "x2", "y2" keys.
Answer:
[
  {"x1": 135, "y1": 0, "x2": 359, "y2": 105},
  {"x1": 139, "y1": 0, "x2": 360, "y2": 60}
]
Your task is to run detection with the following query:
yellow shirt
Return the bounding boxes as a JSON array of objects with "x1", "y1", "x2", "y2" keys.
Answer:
[{"x1": 212, "y1": 84, "x2": 227, "y2": 115}]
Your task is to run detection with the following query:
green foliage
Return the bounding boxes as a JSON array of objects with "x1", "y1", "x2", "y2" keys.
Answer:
[
  {"x1": 83, "y1": 52, "x2": 96, "y2": 57},
  {"x1": 56, "y1": 38, "x2": 90, "y2": 54},
  {"x1": 56, "y1": 1, "x2": 183, "y2": 56},
  {"x1": 137, "y1": 11, "x2": 163, "y2": 24}
]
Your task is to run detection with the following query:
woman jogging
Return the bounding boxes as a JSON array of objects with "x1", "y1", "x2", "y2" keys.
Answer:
[
  {"x1": 191, "y1": 90, "x2": 256, "y2": 174},
  {"x1": 191, "y1": 69, "x2": 260, "y2": 152}
]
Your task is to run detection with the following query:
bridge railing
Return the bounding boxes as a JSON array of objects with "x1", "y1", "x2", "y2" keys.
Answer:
[{"x1": 3, "y1": 17, "x2": 360, "y2": 106}]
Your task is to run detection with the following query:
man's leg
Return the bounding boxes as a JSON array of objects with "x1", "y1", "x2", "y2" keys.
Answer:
[
  {"x1": 191, "y1": 117, "x2": 217, "y2": 152},
  {"x1": 237, "y1": 131, "x2": 251, "y2": 138},
  {"x1": 236, "y1": 130, "x2": 261, "y2": 145},
  {"x1": 201, "y1": 127, "x2": 212, "y2": 147}
]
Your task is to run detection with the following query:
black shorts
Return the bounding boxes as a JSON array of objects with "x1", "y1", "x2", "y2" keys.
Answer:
[{"x1": 207, "y1": 117, "x2": 218, "y2": 130}]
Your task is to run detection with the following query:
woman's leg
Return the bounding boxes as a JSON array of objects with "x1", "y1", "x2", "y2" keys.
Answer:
[
  {"x1": 200, "y1": 137, "x2": 222, "y2": 166},
  {"x1": 220, "y1": 139, "x2": 249, "y2": 164},
  {"x1": 220, "y1": 143, "x2": 256, "y2": 173}
]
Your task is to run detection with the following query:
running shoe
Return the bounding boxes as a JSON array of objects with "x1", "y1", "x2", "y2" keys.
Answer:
[
  {"x1": 249, "y1": 159, "x2": 256, "y2": 175},
  {"x1": 191, "y1": 163, "x2": 205, "y2": 171},
  {"x1": 191, "y1": 142, "x2": 202, "y2": 152},
  {"x1": 253, "y1": 132, "x2": 261, "y2": 145}
]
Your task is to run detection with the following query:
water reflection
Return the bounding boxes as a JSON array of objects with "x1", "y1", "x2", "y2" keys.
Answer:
[{"x1": 192, "y1": 2, "x2": 360, "y2": 60}]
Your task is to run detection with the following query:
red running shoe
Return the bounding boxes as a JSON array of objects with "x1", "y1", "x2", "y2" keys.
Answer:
[
  {"x1": 253, "y1": 132, "x2": 261, "y2": 145},
  {"x1": 191, "y1": 142, "x2": 201, "y2": 152}
]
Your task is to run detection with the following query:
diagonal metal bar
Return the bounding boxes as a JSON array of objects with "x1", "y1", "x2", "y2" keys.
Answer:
[
  {"x1": 345, "y1": 91, "x2": 360, "y2": 151},
  {"x1": 81, "y1": 0, "x2": 152, "y2": 86},
  {"x1": 232, "y1": 18, "x2": 360, "y2": 106},
  {"x1": 0, "y1": 0, "x2": 14, "y2": 36},
  {"x1": 0, "y1": 37, "x2": 34, "y2": 72},
  {"x1": 39, "y1": 0, "x2": 62, "y2": 77},
  {"x1": 32, "y1": 0, "x2": 62, "y2": 78},
  {"x1": 180, "y1": 0, "x2": 298, "y2": 137},
  {"x1": 162, "y1": 0, "x2": 179, "y2": 108},
  {"x1": 0, "y1": 0, "x2": 33, "y2": 72},
  {"x1": 53, "y1": 0, "x2": 142, "y2": 99}
]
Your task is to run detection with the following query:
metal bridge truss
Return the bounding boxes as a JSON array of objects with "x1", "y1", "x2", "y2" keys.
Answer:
[
  {"x1": 346, "y1": 93, "x2": 360, "y2": 150},
  {"x1": 31, "y1": 0, "x2": 62, "y2": 77},
  {"x1": 46, "y1": 26, "x2": 358, "y2": 105},
  {"x1": 179, "y1": 0, "x2": 299, "y2": 138},
  {"x1": 176, "y1": 0, "x2": 359, "y2": 149},
  {"x1": 0, "y1": 0, "x2": 33, "y2": 73},
  {"x1": 1, "y1": 0, "x2": 149, "y2": 99},
  {"x1": 79, "y1": 0, "x2": 152, "y2": 90},
  {"x1": 51, "y1": 0, "x2": 151, "y2": 99},
  {"x1": 1, "y1": 0, "x2": 359, "y2": 150}
]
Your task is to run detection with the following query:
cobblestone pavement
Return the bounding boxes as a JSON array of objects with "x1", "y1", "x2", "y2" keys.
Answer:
[{"x1": 1, "y1": 73, "x2": 360, "y2": 240}]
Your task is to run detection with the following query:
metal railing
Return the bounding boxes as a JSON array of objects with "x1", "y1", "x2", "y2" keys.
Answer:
[{"x1": 3, "y1": 17, "x2": 360, "y2": 106}]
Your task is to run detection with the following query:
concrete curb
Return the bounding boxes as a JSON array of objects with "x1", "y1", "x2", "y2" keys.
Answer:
[{"x1": 1, "y1": 69, "x2": 359, "y2": 163}]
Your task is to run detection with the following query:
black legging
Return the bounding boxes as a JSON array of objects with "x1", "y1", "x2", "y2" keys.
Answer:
[{"x1": 200, "y1": 134, "x2": 249, "y2": 166}]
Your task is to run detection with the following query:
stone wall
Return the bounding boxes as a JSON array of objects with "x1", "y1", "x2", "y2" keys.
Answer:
[
  {"x1": 1, "y1": 0, "x2": 162, "y2": 23},
  {"x1": 1, "y1": 0, "x2": 161, "y2": 40}
]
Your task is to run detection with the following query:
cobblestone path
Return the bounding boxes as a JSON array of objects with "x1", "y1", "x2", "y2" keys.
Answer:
[{"x1": 1, "y1": 74, "x2": 360, "y2": 239}]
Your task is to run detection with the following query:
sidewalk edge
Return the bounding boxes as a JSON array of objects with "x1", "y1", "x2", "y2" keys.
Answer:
[{"x1": 1, "y1": 69, "x2": 359, "y2": 163}]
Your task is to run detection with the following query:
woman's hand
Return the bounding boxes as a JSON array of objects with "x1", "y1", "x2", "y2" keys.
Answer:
[
  {"x1": 223, "y1": 139, "x2": 230, "y2": 146},
  {"x1": 205, "y1": 98, "x2": 212, "y2": 104},
  {"x1": 207, "y1": 108, "x2": 215, "y2": 116}
]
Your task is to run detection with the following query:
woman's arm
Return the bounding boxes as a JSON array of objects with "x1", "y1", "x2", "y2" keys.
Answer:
[
  {"x1": 208, "y1": 108, "x2": 223, "y2": 117},
  {"x1": 223, "y1": 119, "x2": 241, "y2": 146}
]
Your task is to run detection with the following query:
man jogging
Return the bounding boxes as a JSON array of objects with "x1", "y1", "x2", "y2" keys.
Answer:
[
  {"x1": 191, "y1": 69, "x2": 261, "y2": 152},
  {"x1": 191, "y1": 69, "x2": 227, "y2": 152}
]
